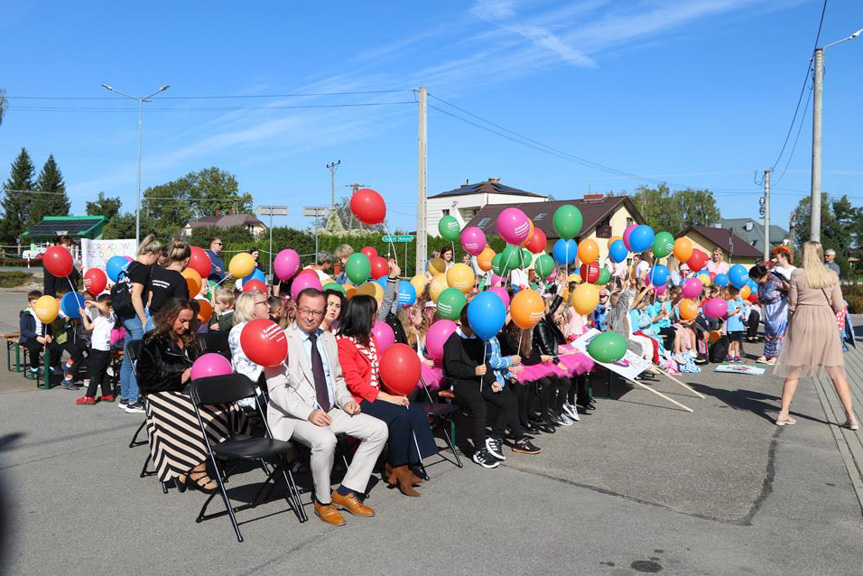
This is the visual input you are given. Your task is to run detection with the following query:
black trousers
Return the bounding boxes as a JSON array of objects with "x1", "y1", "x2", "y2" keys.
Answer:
[
  {"x1": 746, "y1": 310, "x2": 760, "y2": 339},
  {"x1": 359, "y1": 399, "x2": 437, "y2": 466},
  {"x1": 568, "y1": 374, "x2": 591, "y2": 405},
  {"x1": 85, "y1": 349, "x2": 112, "y2": 398},
  {"x1": 23, "y1": 338, "x2": 61, "y2": 370},
  {"x1": 453, "y1": 380, "x2": 523, "y2": 452},
  {"x1": 65, "y1": 338, "x2": 89, "y2": 379}
]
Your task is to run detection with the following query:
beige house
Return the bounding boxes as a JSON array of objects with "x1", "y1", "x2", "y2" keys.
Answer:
[
  {"x1": 678, "y1": 226, "x2": 763, "y2": 269},
  {"x1": 183, "y1": 213, "x2": 267, "y2": 239}
]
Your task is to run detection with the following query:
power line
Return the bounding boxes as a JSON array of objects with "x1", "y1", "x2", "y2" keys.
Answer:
[
  {"x1": 5, "y1": 89, "x2": 415, "y2": 101},
  {"x1": 5, "y1": 101, "x2": 416, "y2": 113},
  {"x1": 773, "y1": 83, "x2": 814, "y2": 186}
]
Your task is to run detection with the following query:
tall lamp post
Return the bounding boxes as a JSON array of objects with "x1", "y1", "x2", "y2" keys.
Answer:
[
  {"x1": 101, "y1": 83, "x2": 170, "y2": 245},
  {"x1": 810, "y1": 28, "x2": 862, "y2": 242}
]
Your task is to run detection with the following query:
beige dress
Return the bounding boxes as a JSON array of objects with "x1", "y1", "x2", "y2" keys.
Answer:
[{"x1": 772, "y1": 268, "x2": 844, "y2": 379}]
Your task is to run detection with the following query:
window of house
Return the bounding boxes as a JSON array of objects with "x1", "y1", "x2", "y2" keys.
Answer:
[
  {"x1": 534, "y1": 212, "x2": 547, "y2": 221},
  {"x1": 626, "y1": 217, "x2": 633, "y2": 227},
  {"x1": 477, "y1": 217, "x2": 491, "y2": 228},
  {"x1": 596, "y1": 215, "x2": 612, "y2": 238},
  {"x1": 442, "y1": 209, "x2": 450, "y2": 216}
]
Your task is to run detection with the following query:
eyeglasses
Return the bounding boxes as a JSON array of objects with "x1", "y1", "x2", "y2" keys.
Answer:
[
  {"x1": 254, "y1": 300, "x2": 268, "y2": 307},
  {"x1": 297, "y1": 307, "x2": 325, "y2": 318},
  {"x1": 213, "y1": 242, "x2": 223, "y2": 246}
]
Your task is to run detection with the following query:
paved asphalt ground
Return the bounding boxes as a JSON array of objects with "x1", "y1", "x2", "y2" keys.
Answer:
[{"x1": 1, "y1": 287, "x2": 861, "y2": 575}]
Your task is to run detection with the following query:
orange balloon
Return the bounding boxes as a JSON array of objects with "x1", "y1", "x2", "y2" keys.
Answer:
[
  {"x1": 356, "y1": 282, "x2": 383, "y2": 302},
  {"x1": 428, "y1": 257, "x2": 447, "y2": 276},
  {"x1": 196, "y1": 298, "x2": 213, "y2": 324},
  {"x1": 519, "y1": 220, "x2": 535, "y2": 247},
  {"x1": 708, "y1": 330, "x2": 722, "y2": 344},
  {"x1": 446, "y1": 263, "x2": 475, "y2": 293},
  {"x1": 607, "y1": 236, "x2": 622, "y2": 250},
  {"x1": 429, "y1": 273, "x2": 448, "y2": 302},
  {"x1": 673, "y1": 237, "x2": 693, "y2": 262},
  {"x1": 578, "y1": 238, "x2": 599, "y2": 265},
  {"x1": 572, "y1": 283, "x2": 600, "y2": 315},
  {"x1": 678, "y1": 298, "x2": 698, "y2": 320},
  {"x1": 345, "y1": 285, "x2": 357, "y2": 299},
  {"x1": 697, "y1": 273, "x2": 712, "y2": 287},
  {"x1": 511, "y1": 289, "x2": 545, "y2": 329},
  {"x1": 477, "y1": 246, "x2": 495, "y2": 272},
  {"x1": 740, "y1": 285, "x2": 751, "y2": 300},
  {"x1": 182, "y1": 268, "x2": 202, "y2": 296}
]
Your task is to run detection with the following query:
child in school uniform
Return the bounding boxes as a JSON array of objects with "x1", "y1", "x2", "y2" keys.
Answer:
[
  {"x1": 76, "y1": 294, "x2": 116, "y2": 405},
  {"x1": 725, "y1": 286, "x2": 747, "y2": 363},
  {"x1": 210, "y1": 289, "x2": 235, "y2": 332}
]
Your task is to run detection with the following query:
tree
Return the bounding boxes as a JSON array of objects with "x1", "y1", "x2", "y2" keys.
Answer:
[
  {"x1": 28, "y1": 155, "x2": 70, "y2": 228},
  {"x1": 188, "y1": 225, "x2": 254, "y2": 248},
  {"x1": 675, "y1": 188, "x2": 721, "y2": 228},
  {"x1": 792, "y1": 193, "x2": 860, "y2": 277},
  {"x1": 86, "y1": 192, "x2": 122, "y2": 220},
  {"x1": 0, "y1": 148, "x2": 35, "y2": 245},
  {"x1": 630, "y1": 184, "x2": 720, "y2": 232}
]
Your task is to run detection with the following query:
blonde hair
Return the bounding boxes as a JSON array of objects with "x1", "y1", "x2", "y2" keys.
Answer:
[
  {"x1": 802, "y1": 241, "x2": 837, "y2": 289},
  {"x1": 334, "y1": 244, "x2": 355, "y2": 260},
  {"x1": 137, "y1": 234, "x2": 162, "y2": 256},
  {"x1": 215, "y1": 288, "x2": 235, "y2": 307},
  {"x1": 233, "y1": 291, "x2": 262, "y2": 324},
  {"x1": 166, "y1": 237, "x2": 191, "y2": 264},
  {"x1": 398, "y1": 304, "x2": 428, "y2": 348}
]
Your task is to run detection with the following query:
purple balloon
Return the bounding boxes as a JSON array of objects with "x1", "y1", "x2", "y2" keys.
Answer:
[
  {"x1": 488, "y1": 286, "x2": 510, "y2": 309},
  {"x1": 622, "y1": 224, "x2": 638, "y2": 252},
  {"x1": 460, "y1": 226, "x2": 487, "y2": 256},
  {"x1": 426, "y1": 320, "x2": 456, "y2": 360},
  {"x1": 681, "y1": 277, "x2": 704, "y2": 299},
  {"x1": 290, "y1": 273, "x2": 323, "y2": 301},
  {"x1": 274, "y1": 249, "x2": 301, "y2": 281},
  {"x1": 372, "y1": 321, "x2": 395, "y2": 353},
  {"x1": 190, "y1": 353, "x2": 232, "y2": 381}
]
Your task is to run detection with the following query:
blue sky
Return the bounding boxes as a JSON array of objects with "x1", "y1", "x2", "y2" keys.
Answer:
[{"x1": 1, "y1": 0, "x2": 861, "y2": 234}]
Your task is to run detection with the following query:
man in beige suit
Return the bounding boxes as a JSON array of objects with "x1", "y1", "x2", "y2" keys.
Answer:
[{"x1": 265, "y1": 288, "x2": 388, "y2": 526}]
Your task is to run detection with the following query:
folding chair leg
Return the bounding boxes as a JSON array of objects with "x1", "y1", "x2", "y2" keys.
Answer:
[
  {"x1": 414, "y1": 460, "x2": 430, "y2": 481},
  {"x1": 129, "y1": 419, "x2": 147, "y2": 448},
  {"x1": 285, "y1": 468, "x2": 307, "y2": 523},
  {"x1": 140, "y1": 453, "x2": 157, "y2": 478},
  {"x1": 441, "y1": 423, "x2": 463, "y2": 468},
  {"x1": 208, "y1": 455, "x2": 244, "y2": 542}
]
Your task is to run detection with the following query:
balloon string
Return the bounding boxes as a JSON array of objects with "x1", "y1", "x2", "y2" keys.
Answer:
[
  {"x1": 384, "y1": 226, "x2": 399, "y2": 268},
  {"x1": 517, "y1": 329, "x2": 523, "y2": 357}
]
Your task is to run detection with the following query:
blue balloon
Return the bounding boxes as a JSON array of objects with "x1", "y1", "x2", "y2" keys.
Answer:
[
  {"x1": 467, "y1": 291, "x2": 506, "y2": 341},
  {"x1": 374, "y1": 275, "x2": 389, "y2": 290},
  {"x1": 552, "y1": 238, "x2": 577, "y2": 266},
  {"x1": 106, "y1": 255, "x2": 130, "y2": 283},
  {"x1": 242, "y1": 268, "x2": 266, "y2": 286},
  {"x1": 713, "y1": 273, "x2": 729, "y2": 288},
  {"x1": 397, "y1": 280, "x2": 416, "y2": 307},
  {"x1": 745, "y1": 278, "x2": 759, "y2": 294},
  {"x1": 629, "y1": 225, "x2": 655, "y2": 254},
  {"x1": 648, "y1": 264, "x2": 669, "y2": 287},
  {"x1": 61, "y1": 292, "x2": 85, "y2": 319},
  {"x1": 728, "y1": 264, "x2": 748, "y2": 289},
  {"x1": 609, "y1": 239, "x2": 628, "y2": 263}
]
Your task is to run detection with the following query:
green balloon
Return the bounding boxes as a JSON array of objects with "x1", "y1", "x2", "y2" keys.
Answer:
[
  {"x1": 501, "y1": 244, "x2": 521, "y2": 273},
  {"x1": 596, "y1": 268, "x2": 611, "y2": 285},
  {"x1": 535, "y1": 254, "x2": 555, "y2": 278},
  {"x1": 437, "y1": 288, "x2": 467, "y2": 320},
  {"x1": 323, "y1": 282, "x2": 346, "y2": 296},
  {"x1": 438, "y1": 215, "x2": 461, "y2": 241},
  {"x1": 553, "y1": 205, "x2": 583, "y2": 240},
  {"x1": 652, "y1": 231, "x2": 675, "y2": 259},
  {"x1": 521, "y1": 248, "x2": 533, "y2": 268},
  {"x1": 587, "y1": 332, "x2": 628, "y2": 363},
  {"x1": 491, "y1": 253, "x2": 504, "y2": 276},
  {"x1": 345, "y1": 253, "x2": 371, "y2": 285}
]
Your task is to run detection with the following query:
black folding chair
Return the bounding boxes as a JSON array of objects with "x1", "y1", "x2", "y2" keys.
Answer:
[
  {"x1": 124, "y1": 340, "x2": 147, "y2": 448},
  {"x1": 201, "y1": 331, "x2": 231, "y2": 360},
  {"x1": 189, "y1": 374, "x2": 307, "y2": 542},
  {"x1": 419, "y1": 376, "x2": 463, "y2": 469}
]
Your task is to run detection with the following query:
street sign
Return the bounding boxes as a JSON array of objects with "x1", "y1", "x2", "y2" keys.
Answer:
[
  {"x1": 398, "y1": 235, "x2": 414, "y2": 242},
  {"x1": 303, "y1": 206, "x2": 329, "y2": 218},
  {"x1": 382, "y1": 235, "x2": 414, "y2": 243},
  {"x1": 257, "y1": 205, "x2": 289, "y2": 217}
]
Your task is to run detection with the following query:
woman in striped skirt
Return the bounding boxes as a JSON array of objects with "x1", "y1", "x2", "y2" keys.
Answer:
[{"x1": 138, "y1": 298, "x2": 249, "y2": 493}]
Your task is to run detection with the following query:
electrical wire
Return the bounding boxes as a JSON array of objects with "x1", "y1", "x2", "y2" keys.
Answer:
[
  {"x1": 5, "y1": 89, "x2": 415, "y2": 101},
  {"x1": 5, "y1": 101, "x2": 416, "y2": 113},
  {"x1": 773, "y1": 84, "x2": 814, "y2": 186}
]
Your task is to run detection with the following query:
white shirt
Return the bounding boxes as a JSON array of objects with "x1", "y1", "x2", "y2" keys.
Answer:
[
  {"x1": 296, "y1": 324, "x2": 334, "y2": 409},
  {"x1": 636, "y1": 261, "x2": 650, "y2": 279},
  {"x1": 773, "y1": 265, "x2": 797, "y2": 282},
  {"x1": 88, "y1": 308, "x2": 115, "y2": 352},
  {"x1": 510, "y1": 268, "x2": 529, "y2": 288},
  {"x1": 303, "y1": 265, "x2": 333, "y2": 285}
]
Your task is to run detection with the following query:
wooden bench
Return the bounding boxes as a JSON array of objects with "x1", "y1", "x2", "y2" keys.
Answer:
[{"x1": 1, "y1": 332, "x2": 22, "y2": 373}]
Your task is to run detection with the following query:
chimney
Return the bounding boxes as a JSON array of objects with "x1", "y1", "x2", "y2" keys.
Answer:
[
  {"x1": 488, "y1": 178, "x2": 501, "y2": 183},
  {"x1": 582, "y1": 194, "x2": 603, "y2": 202},
  {"x1": 215, "y1": 208, "x2": 222, "y2": 217}
]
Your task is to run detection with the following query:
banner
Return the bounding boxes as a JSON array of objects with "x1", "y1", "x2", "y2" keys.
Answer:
[
  {"x1": 81, "y1": 239, "x2": 137, "y2": 271},
  {"x1": 568, "y1": 328, "x2": 650, "y2": 381},
  {"x1": 714, "y1": 364, "x2": 766, "y2": 376}
]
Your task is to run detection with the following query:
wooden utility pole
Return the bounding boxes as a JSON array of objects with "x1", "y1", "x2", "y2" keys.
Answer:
[
  {"x1": 344, "y1": 182, "x2": 366, "y2": 233},
  {"x1": 326, "y1": 160, "x2": 341, "y2": 208},
  {"x1": 416, "y1": 86, "x2": 428, "y2": 275},
  {"x1": 761, "y1": 169, "x2": 771, "y2": 261}
]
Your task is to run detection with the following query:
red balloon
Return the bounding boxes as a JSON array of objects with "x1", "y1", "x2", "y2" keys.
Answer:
[
  {"x1": 688, "y1": 249, "x2": 708, "y2": 273},
  {"x1": 83, "y1": 268, "x2": 108, "y2": 296},
  {"x1": 43, "y1": 246, "x2": 74, "y2": 277},
  {"x1": 748, "y1": 292, "x2": 758, "y2": 303},
  {"x1": 370, "y1": 256, "x2": 389, "y2": 279},
  {"x1": 379, "y1": 343, "x2": 421, "y2": 396},
  {"x1": 361, "y1": 246, "x2": 378, "y2": 260},
  {"x1": 525, "y1": 228, "x2": 547, "y2": 254},
  {"x1": 188, "y1": 246, "x2": 212, "y2": 278},
  {"x1": 579, "y1": 262, "x2": 600, "y2": 283},
  {"x1": 297, "y1": 268, "x2": 318, "y2": 278},
  {"x1": 240, "y1": 318, "x2": 287, "y2": 367},
  {"x1": 351, "y1": 188, "x2": 386, "y2": 225},
  {"x1": 243, "y1": 279, "x2": 267, "y2": 293}
]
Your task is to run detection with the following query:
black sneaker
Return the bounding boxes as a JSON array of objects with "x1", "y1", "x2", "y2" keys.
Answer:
[
  {"x1": 538, "y1": 421, "x2": 557, "y2": 434},
  {"x1": 522, "y1": 422, "x2": 540, "y2": 435},
  {"x1": 512, "y1": 438, "x2": 542, "y2": 455},
  {"x1": 125, "y1": 401, "x2": 145, "y2": 414},
  {"x1": 485, "y1": 437, "x2": 506, "y2": 461},
  {"x1": 472, "y1": 448, "x2": 500, "y2": 469},
  {"x1": 118, "y1": 398, "x2": 128, "y2": 410}
]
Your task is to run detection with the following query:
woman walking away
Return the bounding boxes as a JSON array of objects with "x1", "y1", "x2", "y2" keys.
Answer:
[
  {"x1": 772, "y1": 242, "x2": 857, "y2": 429},
  {"x1": 749, "y1": 264, "x2": 789, "y2": 366}
]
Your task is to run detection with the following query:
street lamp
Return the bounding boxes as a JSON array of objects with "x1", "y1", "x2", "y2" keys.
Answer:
[
  {"x1": 810, "y1": 28, "x2": 862, "y2": 242},
  {"x1": 101, "y1": 83, "x2": 170, "y2": 245}
]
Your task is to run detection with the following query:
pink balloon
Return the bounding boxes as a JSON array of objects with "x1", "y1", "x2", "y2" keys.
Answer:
[
  {"x1": 622, "y1": 224, "x2": 638, "y2": 251},
  {"x1": 489, "y1": 286, "x2": 510, "y2": 309},
  {"x1": 461, "y1": 226, "x2": 487, "y2": 256},
  {"x1": 124, "y1": 256, "x2": 133, "y2": 262},
  {"x1": 426, "y1": 320, "x2": 457, "y2": 360},
  {"x1": 274, "y1": 249, "x2": 301, "y2": 281},
  {"x1": 372, "y1": 321, "x2": 395, "y2": 353},
  {"x1": 489, "y1": 273, "x2": 504, "y2": 286},
  {"x1": 703, "y1": 298, "x2": 728, "y2": 319},
  {"x1": 653, "y1": 283, "x2": 667, "y2": 295},
  {"x1": 681, "y1": 277, "x2": 704, "y2": 299},
  {"x1": 190, "y1": 353, "x2": 232, "y2": 381},
  {"x1": 496, "y1": 207, "x2": 531, "y2": 246},
  {"x1": 290, "y1": 273, "x2": 323, "y2": 301}
]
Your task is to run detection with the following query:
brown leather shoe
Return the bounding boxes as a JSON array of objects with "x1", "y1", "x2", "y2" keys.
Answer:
[
  {"x1": 385, "y1": 462, "x2": 423, "y2": 486},
  {"x1": 332, "y1": 491, "x2": 375, "y2": 517},
  {"x1": 314, "y1": 499, "x2": 346, "y2": 526},
  {"x1": 393, "y1": 465, "x2": 421, "y2": 497}
]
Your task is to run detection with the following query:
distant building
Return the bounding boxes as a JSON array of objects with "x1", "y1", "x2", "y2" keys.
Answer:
[
  {"x1": 183, "y1": 211, "x2": 266, "y2": 239},
  {"x1": 21, "y1": 216, "x2": 109, "y2": 244},
  {"x1": 711, "y1": 218, "x2": 789, "y2": 254},
  {"x1": 428, "y1": 178, "x2": 547, "y2": 237},
  {"x1": 678, "y1": 225, "x2": 763, "y2": 269}
]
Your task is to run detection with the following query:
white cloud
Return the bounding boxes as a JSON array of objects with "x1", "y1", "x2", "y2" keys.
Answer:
[{"x1": 472, "y1": 0, "x2": 516, "y2": 20}]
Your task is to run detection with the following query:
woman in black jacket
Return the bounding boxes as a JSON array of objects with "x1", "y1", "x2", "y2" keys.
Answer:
[
  {"x1": 138, "y1": 298, "x2": 248, "y2": 493},
  {"x1": 533, "y1": 295, "x2": 579, "y2": 425}
]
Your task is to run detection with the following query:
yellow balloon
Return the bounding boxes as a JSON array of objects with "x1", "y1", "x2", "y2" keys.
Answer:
[
  {"x1": 428, "y1": 257, "x2": 447, "y2": 276},
  {"x1": 698, "y1": 273, "x2": 712, "y2": 287},
  {"x1": 34, "y1": 295, "x2": 60, "y2": 324},
  {"x1": 228, "y1": 253, "x2": 255, "y2": 278},
  {"x1": 345, "y1": 284, "x2": 357, "y2": 299},
  {"x1": 567, "y1": 273, "x2": 581, "y2": 284},
  {"x1": 410, "y1": 274, "x2": 429, "y2": 297},
  {"x1": 429, "y1": 273, "x2": 448, "y2": 302},
  {"x1": 446, "y1": 263, "x2": 475, "y2": 294},
  {"x1": 356, "y1": 282, "x2": 383, "y2": 302},
  {"x1": 572, "y1": 283, "x2": 600, "y2": 316}
]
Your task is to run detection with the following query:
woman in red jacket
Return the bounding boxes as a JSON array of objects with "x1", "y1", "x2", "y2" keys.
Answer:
[{"x1": 337, "y1": 295, "x2": 437, "y2": 497}]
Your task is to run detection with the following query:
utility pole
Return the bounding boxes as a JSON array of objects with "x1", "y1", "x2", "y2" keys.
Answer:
[
  {"x1": 810, "y1": 48, "x2": 823, "y2": 242},
  {"x1": 761, "y1": 169, "x2": 771, "y2": 261},
  {"x1": 344, "y1": 182, "x2": 366, "y2": 234},
  {"x1": 416, "y1": 86, "x2": 428, "y2": 275},
  {"x1": 326, "y1": 160, "x2": 341, "y2": 209}
]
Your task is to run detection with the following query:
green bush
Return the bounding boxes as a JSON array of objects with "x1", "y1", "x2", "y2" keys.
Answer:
[
  {"x1": 844, "y1": 283, "x2": 863, "y2": 314},
  {"x1": 0, "y1": 271, "x2": 34, "y2": 288}
]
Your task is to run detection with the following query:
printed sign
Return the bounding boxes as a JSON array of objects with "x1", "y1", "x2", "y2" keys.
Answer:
[
  {"x1": 568, "y1": 328, "x2": 651, "y2": 381},
  {"x1": 714, "y1": 364, "x2": 766, "y2": 376},
  {"x1": 81, "y1": 238, "x2": 137, "y2": 272}
]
